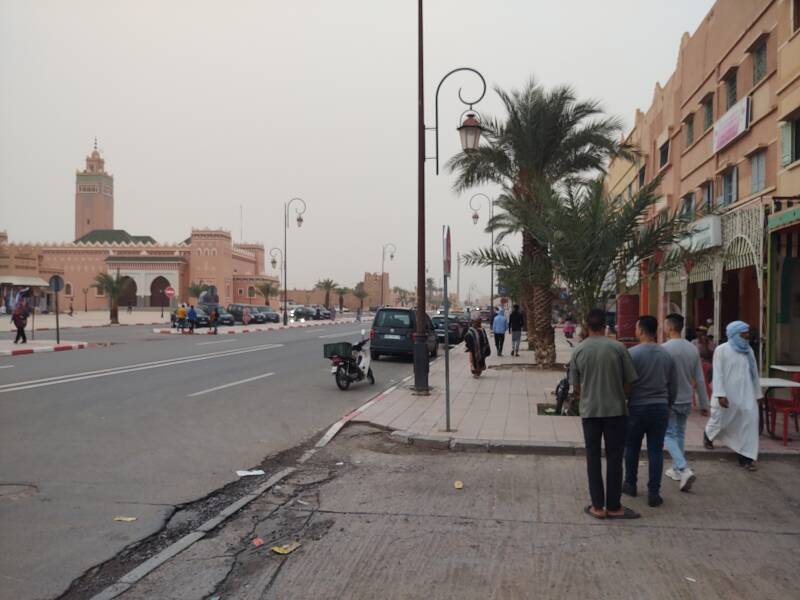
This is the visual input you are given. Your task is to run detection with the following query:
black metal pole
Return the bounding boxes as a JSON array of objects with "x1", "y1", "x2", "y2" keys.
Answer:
[
  {"x1": 55, "y1": 289, "x2": 60, "y2": 344},
  {"x1": 283, "y1": 203, "x2": 288, "y2": 326},
  {"x1": 381, "y1": 249, "x2": 385, "y2": 308},
  {"x1": 413, "y1": 0, "x2": 429, "y2": 392},
  {"x1": 490, "y1": 199, "x2": 494, "y2": 311}
]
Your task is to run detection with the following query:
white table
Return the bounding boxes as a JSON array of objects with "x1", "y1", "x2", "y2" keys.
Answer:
[
  {"x1": 771, "y1": 365, "x2": 800, "y2": 373},
  {"x1": 758, "y1": 377, "x2": 800, "y2": 437}
]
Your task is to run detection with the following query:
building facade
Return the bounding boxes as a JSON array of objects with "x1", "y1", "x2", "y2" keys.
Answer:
[
  {"x1": 606, "y1": 0, "x2": 800, "y2": 369},
  {"x1": 1, "y1": 146, "x2": 277, "y2": 311}
]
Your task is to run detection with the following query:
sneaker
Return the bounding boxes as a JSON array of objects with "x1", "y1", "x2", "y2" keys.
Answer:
[
  {"x1": 679, "y1": 468, "x2": 696, "y2": 492},
  {"x1": 648, "y1": 495, "x2": 664, "y2": 507},
  {"x1": 703, "y1": 432, "x2": 714, "y2": 450},
  {"x1": 665, "y1": 468, "x2": 681, "y2": 482},
  {"x1": 622, "y1": 482, "x2": 637, "y2": 497}
]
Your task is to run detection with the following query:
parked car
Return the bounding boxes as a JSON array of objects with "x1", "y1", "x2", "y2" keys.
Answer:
[
  {"x1": 227, "y1": 303, "x2": 267, "y2": 324},
  {"x1": 170, "y1": 307, "x2": 210, "y2": 328},
  {"x1": 479, "y1": 309, "x2": 493, "y2": 323},
  {"x1": 432, "y1": 315, "x2": 464, "y2": 344},
  {"x1": 252, "y1": 305, "x2": 280, "y2": 323},
  {"x1": 215, "y1": 307, "x2": 235, "y2": 326},
  {"x1": 369, "y1": 307, "x2": 438, "y2": 361},
  {"x1": 310, "y1": 305, "x2": 331, "y2": 320},
  {"x1": 290, "y1": 306, "x2": 315, "y2": 321}
]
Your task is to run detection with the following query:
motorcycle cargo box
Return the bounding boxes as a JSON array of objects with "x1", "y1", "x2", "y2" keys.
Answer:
[{"x1": 324, "y1": 341, "x2": 353, "y2": 359}]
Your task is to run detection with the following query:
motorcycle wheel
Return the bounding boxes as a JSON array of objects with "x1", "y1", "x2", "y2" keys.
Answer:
[
  {"x1": 367, "y1": 368, "x2": 375, "y2": 385},
  {"x1": 335, "y1": 365, "x2": 351, "y2": 390}
]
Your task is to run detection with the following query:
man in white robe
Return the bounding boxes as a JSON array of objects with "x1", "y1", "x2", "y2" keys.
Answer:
[{"x1": 703, "y1": 321, "x2": 761, "y2": 470}]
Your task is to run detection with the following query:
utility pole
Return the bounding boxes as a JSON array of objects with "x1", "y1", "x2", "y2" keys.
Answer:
[{"x1": 456, "y1": 251, "x2": 461, "y2": 307}]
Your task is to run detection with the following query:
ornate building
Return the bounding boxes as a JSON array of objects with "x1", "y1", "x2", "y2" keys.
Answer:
[{"x1": 1, "y1": 145, "x2": 277, "y2": 311}]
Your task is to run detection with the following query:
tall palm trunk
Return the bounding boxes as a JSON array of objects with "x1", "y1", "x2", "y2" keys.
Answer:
[
  {"x1": 522, "y1": 231, "x2": 555, "y2": 366},
  {"x1": 110, "y1": 299, "x2": 119, "y2": 325}
]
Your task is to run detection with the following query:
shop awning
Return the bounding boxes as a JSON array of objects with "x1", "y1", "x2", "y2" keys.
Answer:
[{"x1": 0, "y1": 275, "x2": 50, "y2": 287}]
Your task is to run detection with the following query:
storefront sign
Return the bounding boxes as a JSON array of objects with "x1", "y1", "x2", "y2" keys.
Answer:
[
  {"x1": 679, "y1": 215, "x2": 722, "y2": 251},
  {"x1": 713, "y1": 97, "x2": 750, "y2": 153}
]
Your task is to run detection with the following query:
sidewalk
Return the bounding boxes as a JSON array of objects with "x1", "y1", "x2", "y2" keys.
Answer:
[
  {"x1": 356, "y1": 333, "x2": 800, "y2": 456},
  {"x1": 0, "y1": 339, "x2": 88, "y2": 357},
  {"x1": 5, "y1": 309, "x2": 167, "y2": 332},
  {"x1": 152, "y1": 318, "x2": 358, "y2": 335}
]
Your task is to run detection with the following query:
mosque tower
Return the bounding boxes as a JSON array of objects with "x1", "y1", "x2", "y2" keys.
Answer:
[{"x1": 75, "y1": 139, "x2": 114, "y2": 240}]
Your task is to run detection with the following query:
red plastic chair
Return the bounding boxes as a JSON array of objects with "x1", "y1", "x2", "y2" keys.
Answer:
[{"x1": 767, "y1": 373, "x2": 800, "y2": 446}]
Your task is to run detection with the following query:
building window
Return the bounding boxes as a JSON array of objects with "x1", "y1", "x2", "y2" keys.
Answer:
[
  {"x1": 781, "y1": 119, "x2": 800, "y2": 166},
  {"x1": 659, "y1": 141, "x2": 669, "y2": 168},
  {"x1": 794, "y1": 0, "x2": 800, "y2": 33},
  {"x1": 703, "y1": 181, "x2": 714, "y2": 211},
  {"x1": 724, "y1": 71, "x2": 737, "y2": 110},
  {"x1": 680, "y1": 193, "x2": 695, "y2": 219},
  {"x1": 752, "y1": 42, "x2": 767, "y2": 85},
  {"x1": 684, "y1": 114, "x2": 694, "y2": 146},
  {"x1": 750, "y1": 150, "x2": 766, "y2": 193},
  {"x1": 64, "y1": 283, "x2": 73, "y2": 296},
  {"x1": 238, "y1": 288, "x2": 243, "y2": 296},
  {"x1": 702, "y1": 95, "x2": 714, "y2": 130},
  {"x1": 638, "y1": 165, "x2": 646, "y2": 188},
  {"x1": 721, "y1": 167, "x2": 738, "y2": 207}
]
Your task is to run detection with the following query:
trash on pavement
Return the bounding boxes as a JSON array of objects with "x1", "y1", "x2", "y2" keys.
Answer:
[
  {"x1": 296, "y1": 499, "x2": 310, "y2": 506},
  {"x1": 112, "y1": 515, "x2": 137, "y2": 522},
  {"x1": 236, "y1": 469, "x2": 266, "y2": 477},
  {"x1": 454, "y1": 480, "x2": 464, "y2": 490},
  {"x1": 335, "y1": 462, "x2": 344, "y2": 466},
  {"x1": 685, "y1": 577, "x2": 697, "y2": 583},
  {"x1": 252, "y1": 537, "x2": 265, "y2": 547},
  {"x1": 271, "y1": 541, "x2": 301, "y2": 555}
]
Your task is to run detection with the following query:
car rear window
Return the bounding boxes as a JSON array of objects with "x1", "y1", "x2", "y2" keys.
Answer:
[{"x1": 375, "y1": 310, "x2": 413, "y2": 328}]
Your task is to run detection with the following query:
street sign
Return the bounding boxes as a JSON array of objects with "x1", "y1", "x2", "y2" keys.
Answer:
[
  {"x1": 443, "y1": 226, "x2": 452, "y2": 278},
  {"x1": 164, "y1": 286, "x2": 175, "y2": 298},
  {"x1": 497, "y1": 285, "x2": 507, "y2": 296},
  {"x1": 49, "y1": 275, "x2": 64, "y2": 293}
]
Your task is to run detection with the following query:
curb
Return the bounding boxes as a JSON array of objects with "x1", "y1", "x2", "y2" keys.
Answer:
[
  {"x1": 0, "y1": 342, "x2": 88, "y2": 357},
  {"x1": 152, "y1": 320, "x2": 358, "y2": 336},
  {"x1": 88, "y1": 467, "x2": 295, "y2": 600},
  {"x1": 9, "y1": 322, "x2": 167, "y2": 333}
]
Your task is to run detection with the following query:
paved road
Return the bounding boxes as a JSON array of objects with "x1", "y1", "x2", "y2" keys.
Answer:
[{"x1": 0, "y1": 323, "x2": 413, "y2": 600}]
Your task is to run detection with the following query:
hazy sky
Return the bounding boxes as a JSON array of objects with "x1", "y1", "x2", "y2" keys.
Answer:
[{"x1": 0, "y1": 0, "x2": 714, "y2": 296}]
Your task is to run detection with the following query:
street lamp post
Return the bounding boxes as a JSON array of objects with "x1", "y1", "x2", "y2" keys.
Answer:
[
  {"x1": 274, "y1": 198, "x2": 306, "y2": 325},
  {"x1": 380, "y1": 243, "x2": 396, "y2": 308},
  {"x1": 269, "y1": 247, "x2": 283, "y2": 319},
  {"x1": 414, "y1": 0, "x2": 486, "y2": 391},
  {"x1": 469, "y1": 193, "x2": 494, "y2": 311}
]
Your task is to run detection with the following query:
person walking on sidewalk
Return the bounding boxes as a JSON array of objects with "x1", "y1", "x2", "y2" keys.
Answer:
[
  {"x1": 187, "y1": 305, "x2": 197, "y2": 333},
  {"x1": 703, "y1": 321, "x2": 761, "y2": 471},
  {"x1": 465, "y1": 318, "x2": 490, "y2": 378},
  {"x1": 492, "y1": 307, "x2": 508, "y2": 356},
  {"x1": 176, "y1": 304, "x2": 187, "y2": 333},
  {"x1": 662, "y1": 313, "x2": 709, "y2": 492},
  {"x1": 11, "y1": 303, "x2": 28, "y2": 344},
  {"x1": 623, "y1": 315, "x2": 676, "y2": 508},
  {"x1": 508, "y1": 304, "x2": 525, "y2": 356},
  {"x1": 570, "y1": 308, "x2": 639, "y2": 520},
  {"x1": 209, "y1": 307, "x2": 219, "y2": 335}
]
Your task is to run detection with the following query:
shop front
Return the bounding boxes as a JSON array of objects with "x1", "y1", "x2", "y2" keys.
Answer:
[{"x1": 766, "y1": 202, "x2": 800, "y2": 369}]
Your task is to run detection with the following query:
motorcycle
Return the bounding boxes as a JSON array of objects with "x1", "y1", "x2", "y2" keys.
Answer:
[{"x1": 325, "y1": 330, "x2": 375, "y2": 390}]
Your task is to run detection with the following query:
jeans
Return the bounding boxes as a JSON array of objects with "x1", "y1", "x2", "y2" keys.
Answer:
[
  {"x1": 494, "y1": 333, "x2": 505, "y2": 354},
  {"x1": 624, "y1": 403, "x2": 669, "y2": 496},
  {"x1": 664, "y1": 403, "x2": 691, "y2": 471},
  {"x1": 582, "y1": 416, "x2": 627, "y2": 511},
  {"x1": 511, "y1": 330, "x2": 521, "y2": 353}
]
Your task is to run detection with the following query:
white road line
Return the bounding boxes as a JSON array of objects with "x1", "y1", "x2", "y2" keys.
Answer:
[
  {"x1": 196, "y1": 339, "x2": 238, "y2": 346},
  {"x1": 187, "y1": 372, "x2": 275, "y2": 397},
  {"x1": 318, "y1": 331, "x2": 363, "y2": 339},
  {"x1": 0, "y1": 344, "x2": 283, "y2": 394},
  {"x1": 0, "y1": 365, "x2": 14, "y2": 369}
]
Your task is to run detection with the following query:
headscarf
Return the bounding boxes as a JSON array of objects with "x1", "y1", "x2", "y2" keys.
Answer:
[{"x1": 726, "y1": 320, "x2": 758, "y2": 380}]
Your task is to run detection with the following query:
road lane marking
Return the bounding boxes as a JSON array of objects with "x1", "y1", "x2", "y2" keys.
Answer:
[
  {"x1": 318, "y1": 331, "x2": 363, "y2": 339},
  {"x1": 0, "y1": 365, "x2": 14, "y2": 369},
  {"x1": 0, "y1": 343, "x2": 283, "y2": 394},
  {"x1": 196, "y1": 339, "x2": 238, "y2": 346},
  {"x1": 187, "y1": 372, "x2": 275, "y2": 397}
]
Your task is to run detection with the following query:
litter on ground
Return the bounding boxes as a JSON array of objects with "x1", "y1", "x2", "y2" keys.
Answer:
[
  {"x1": 236, "y1": 469, "x2": 266, "y2": 477},
  {"x1": 271, "y1": 541, "x2": 301, "y2": 555},
  {"x1": 454, "y1": 480, "x2": 464, "y2": 490},
  {"x1": 112, "y1": 516, "x2": 137, "y2": 522},
  {"x1": 252, "y1": 537, "x2": 265, "y2": 547}
]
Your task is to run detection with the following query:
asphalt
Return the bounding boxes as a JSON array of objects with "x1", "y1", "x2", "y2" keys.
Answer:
[{"x1": 0, "y1": 323, "x2": 412, "y2": 600}]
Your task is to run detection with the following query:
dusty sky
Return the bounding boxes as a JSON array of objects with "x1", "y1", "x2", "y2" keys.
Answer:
[{"x1": 0, "y1": 0, "x2": 714, "y2": 297}]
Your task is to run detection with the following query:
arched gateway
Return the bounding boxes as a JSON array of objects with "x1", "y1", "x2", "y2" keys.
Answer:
[{"x1": 150, "y1": 276, "x2": 171, "y2": 307}]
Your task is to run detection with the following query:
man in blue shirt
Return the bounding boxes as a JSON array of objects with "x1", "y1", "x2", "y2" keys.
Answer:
[{"x1": 492, "y1": 308, "x2": 508, "y2": 356}]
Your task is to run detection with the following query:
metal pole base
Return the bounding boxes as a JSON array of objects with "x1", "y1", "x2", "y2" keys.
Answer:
[{"x1": 413, "y1": 338, "x2": 430, "y2": 392}]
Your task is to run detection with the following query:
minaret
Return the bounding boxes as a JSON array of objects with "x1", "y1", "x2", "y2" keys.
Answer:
[{"x1": 75, "y1": 139, "x2": 114, "y2": 240}]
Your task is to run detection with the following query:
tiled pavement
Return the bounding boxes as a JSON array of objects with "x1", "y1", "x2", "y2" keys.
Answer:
[{"x1": 356, "y1": 332, "x2": 800, "y2": 456}]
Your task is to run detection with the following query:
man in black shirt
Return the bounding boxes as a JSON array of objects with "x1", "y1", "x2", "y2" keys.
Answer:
[{"x1": 508, "y1": 304, "x2": 525, "y2": 356}]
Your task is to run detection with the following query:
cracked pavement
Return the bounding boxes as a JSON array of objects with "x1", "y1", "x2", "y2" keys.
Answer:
[{"x1": 84, "y1": 424, "x2": 800, "y2": 600}]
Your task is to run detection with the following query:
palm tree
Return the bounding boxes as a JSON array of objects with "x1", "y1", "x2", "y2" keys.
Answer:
[
  {"x1": 448, "y1": 78, "x2": 631, "y2": 366},
  {"x1": 315, "y1": 278, "x2": 338, "y2": 309},
  {"x1": 93, "y1": 270, "x2": 131, "y2": 324},
  {"x1": 188, "y1": 281, "x2": 209, "y2": 300},
  {"x1": 335, "y1": 287, "x2": 351, "y2": 312},
  {"x1": 464, "y1": 177, "x2": 701, "y2": 333},
  {"x1": 393, "y1": 286, "x2": 410, "y2": 307},
  {"x1": 255, "y1": 282, "x2": 278, "y2": 306},
  {"x1": 353, "y1": 282, "x2": 369, "y2": 311}
]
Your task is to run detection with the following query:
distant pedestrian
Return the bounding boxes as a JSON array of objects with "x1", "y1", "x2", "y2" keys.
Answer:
[
  {"x1": 356, "y1": 307, "x2": 362, "y2": 322},
  {"x1": 315, "y1": 306, "x2": 321, "y2": 320},
  {"x1": 623, "y1": 315, "x2": 677, "y2": 508},
  {"x1": 662, "y1": 313, "x2": 709, "y2": 492},
  {"x1": 243, "y1": 307, "x2": 251, "y2": 326},
  {"x1": 12, "y1": 303, "x2": 28, "y2": 344},
  {"x1": 209, "y1": 307, "x2": 219, "y2": 334},
  {"x1": 465, "y1": 318, "x2": 490, "y2": 378},
  {"x1": 570, "y1": 308, "x2": 639, "y2": 520},
  {"x1": 508, "y1": 304, "x2": 525, "y2": 356},
  {"x1": 331, "y1": 306, "x2": 336, "y2": 321},
  {"x1": 693, "y1": 325, "x2": 715, "y2": 361},
  {"x1": 127, "y1": 302, "x2": 133, "y2": 314},
  {"x1": 703, "y1": 321, "x2": 761, "y2": 470},
  {"x1": 176, "y1": 304, "x2": 187, "y2": 332},
  {"x1": 187, "y1": 305, "x2": 197, "y2": 333},
  {"x1": 68, "y1": 301, "x2": 74, "y2": 317},
  {"x1": 492, "y1": 307, "x2": 507, "y2": 356}
]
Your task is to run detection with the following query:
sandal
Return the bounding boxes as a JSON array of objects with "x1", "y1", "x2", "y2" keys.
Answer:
[
  {"x1": 743, "y1": 462, "x2": 758, "y2": 472},
  {"x1": 584, "y1": 505, "x2": 605, "y2": 520},
  {"x1": 606, "y1": 507, "x2": 641, "y2": 520}
]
